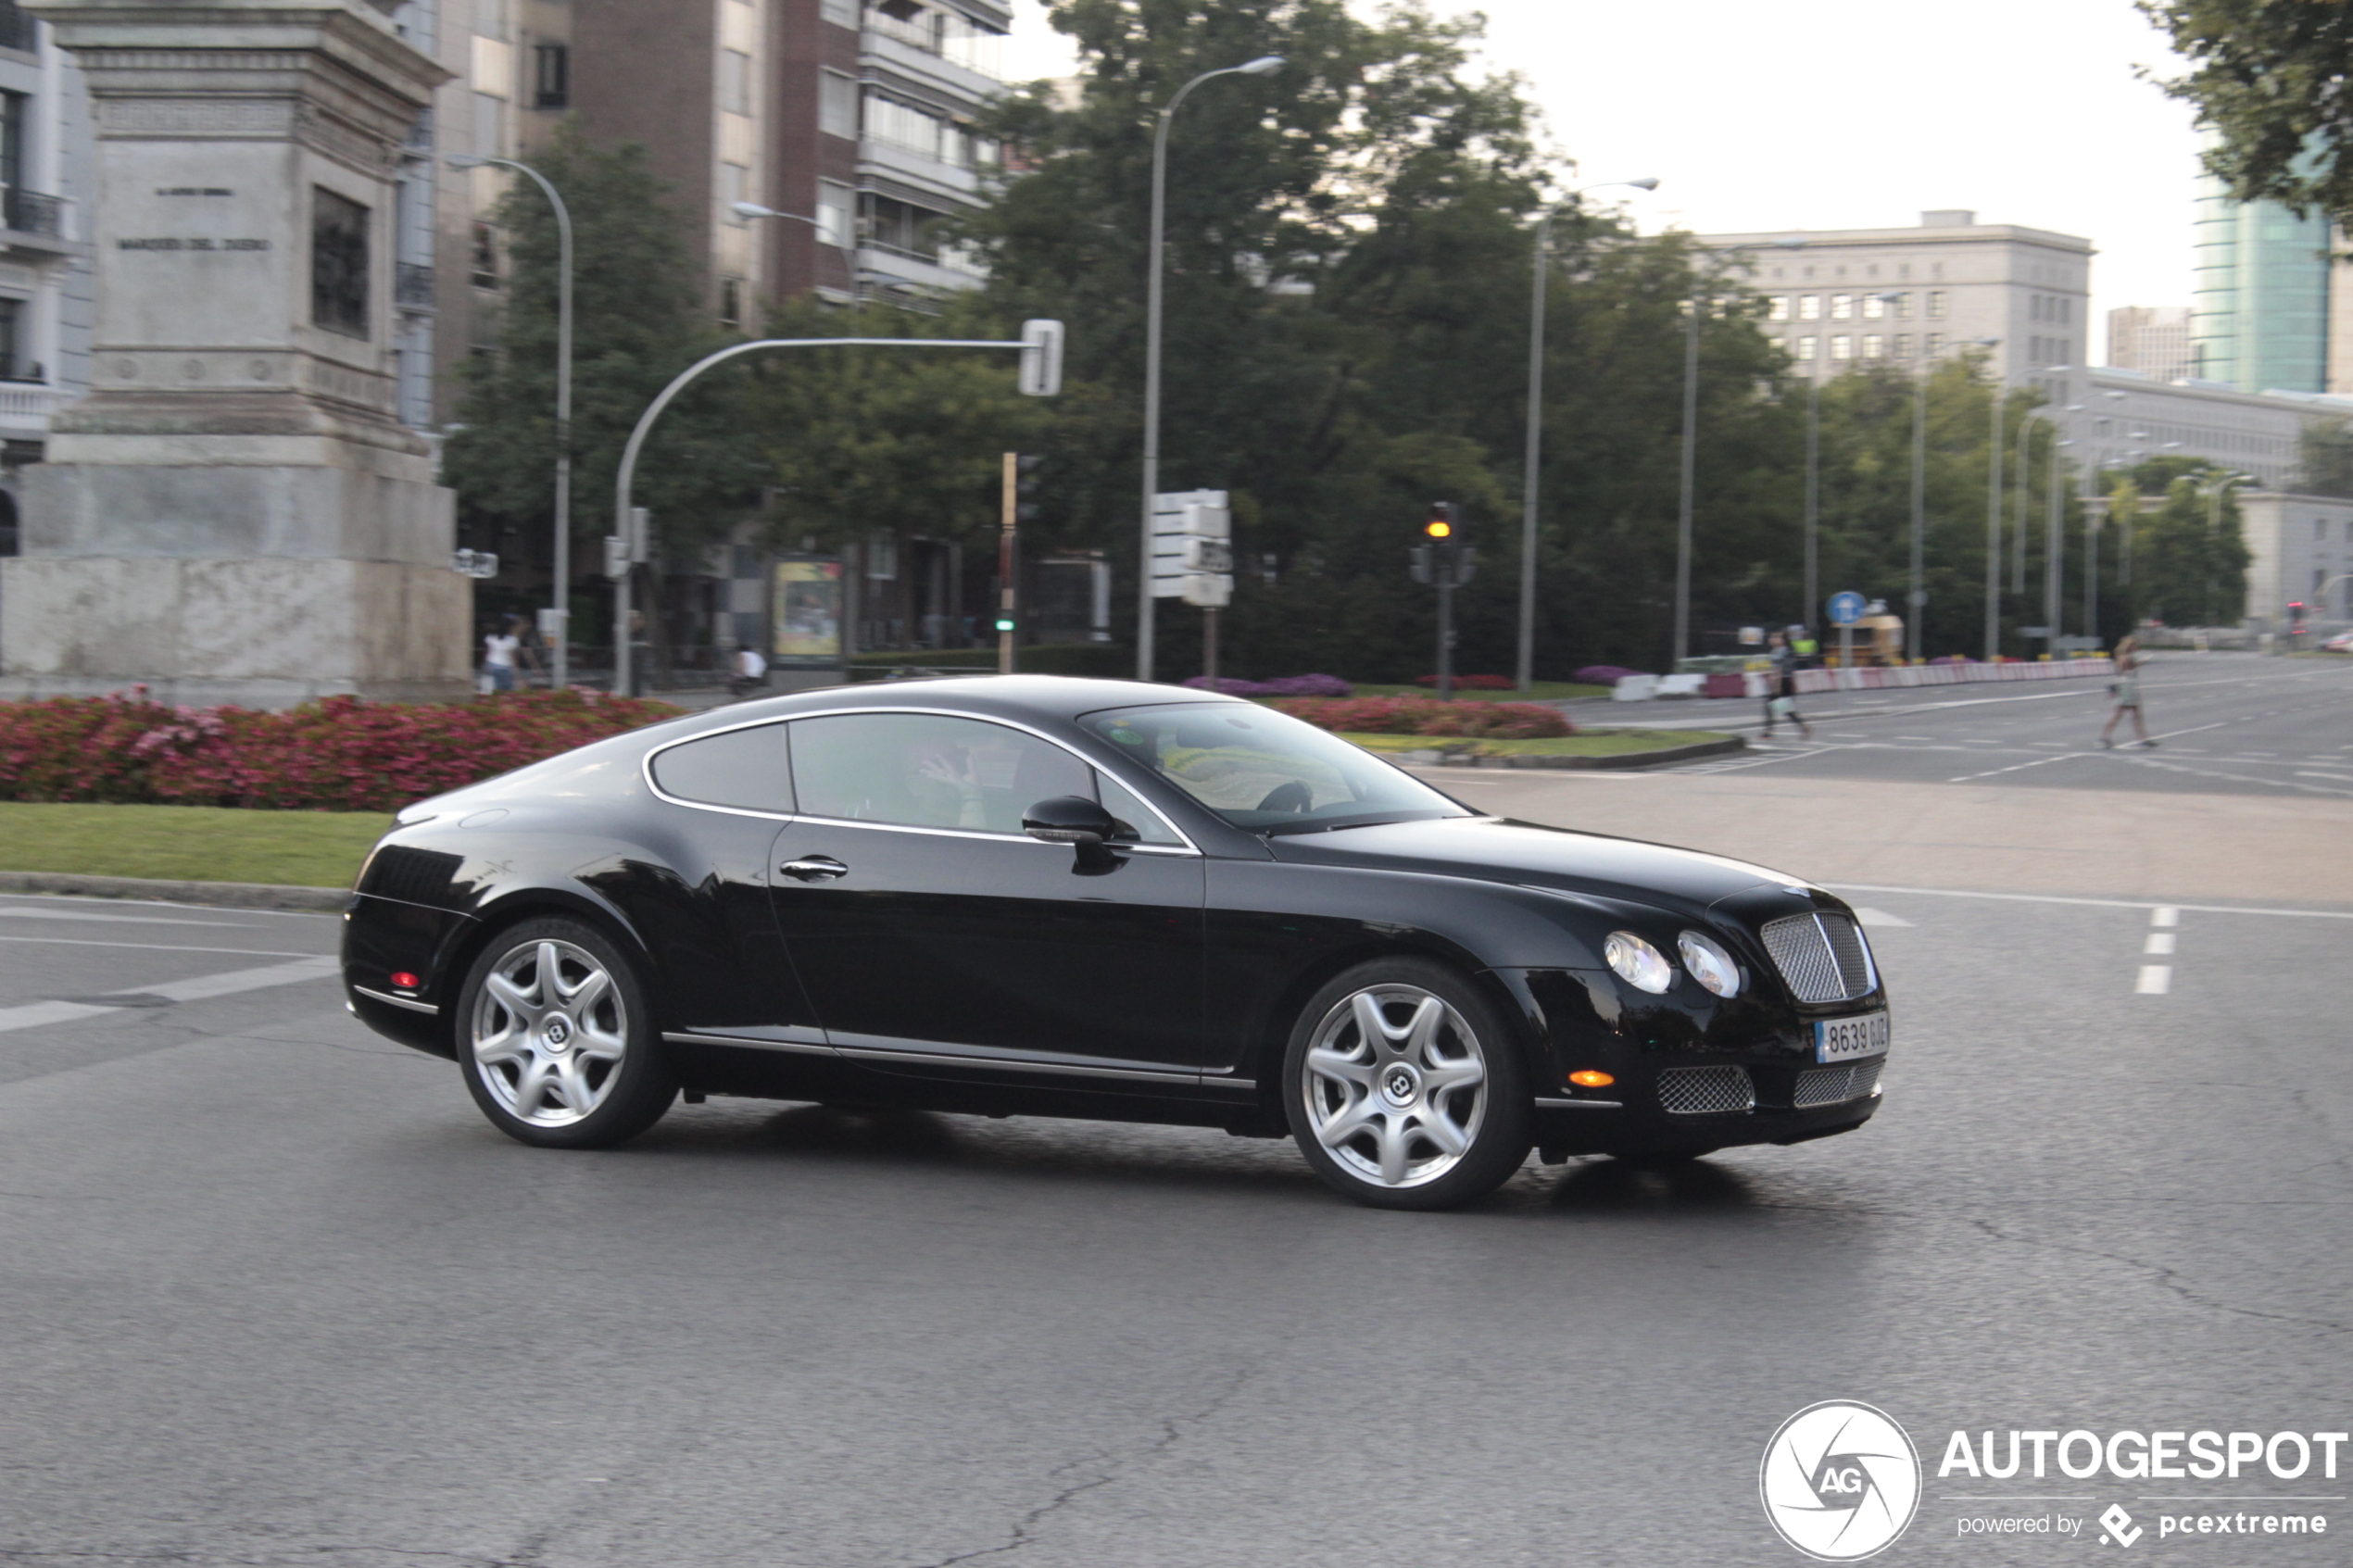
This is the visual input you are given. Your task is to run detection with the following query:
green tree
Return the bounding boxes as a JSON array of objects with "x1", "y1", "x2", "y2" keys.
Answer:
[
  {"x1": 442, "y1": 125, "x2": 763, "y2": 645},
  {"x1": 2136, "y1": 471, "x2": 2251, "y2": 628},
  {"x1": 2298, "y1": 417, "x2": 2353, "y2": 496},
  {"x1": 2138, "y1": 2, "x2": 2353, "y2": 219}
]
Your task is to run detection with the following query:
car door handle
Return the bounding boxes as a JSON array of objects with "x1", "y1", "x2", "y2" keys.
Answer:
[{"x1": 778, "y1": 856, "x2": 850, "y2": 883}]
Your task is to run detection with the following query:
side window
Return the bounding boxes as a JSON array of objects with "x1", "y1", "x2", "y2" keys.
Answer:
[
  {"x1": 789, "y1": 713, "x2": 1089, "y2": 834},
  {"x1": 1095, "y1": 769, "x2": 1183, "y2": 846},
  {"x1": 650, "y1": 722, "x2": 793, "y2": 813}
]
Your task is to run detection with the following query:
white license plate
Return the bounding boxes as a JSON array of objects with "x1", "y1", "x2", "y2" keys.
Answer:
[{"x1": 1814, "y1": 1011, "x2": 1890, "y2": 1062}]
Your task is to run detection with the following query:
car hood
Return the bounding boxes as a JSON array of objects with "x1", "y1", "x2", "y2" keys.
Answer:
[{"x1": 1265, "y1": 814, "x2": 1808, "y2": 913}]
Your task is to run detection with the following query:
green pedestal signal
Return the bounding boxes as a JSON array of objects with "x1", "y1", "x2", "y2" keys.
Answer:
[{"x1": 999, "y1": 454, "x2": 1045, "y2": 672}]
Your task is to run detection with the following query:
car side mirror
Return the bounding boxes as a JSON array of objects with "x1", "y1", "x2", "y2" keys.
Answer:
[{"x1": 1023, "y1": 795, "x2": 1114, "y2": 847}]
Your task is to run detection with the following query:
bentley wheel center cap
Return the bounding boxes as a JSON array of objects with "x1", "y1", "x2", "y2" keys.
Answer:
[
  {"x1": 543, "y1": 1016, "x2": 573, "y2": 1048},
  {"x1": 1382, "y1": 1065, "x2": 1420, "y2": 1106}
]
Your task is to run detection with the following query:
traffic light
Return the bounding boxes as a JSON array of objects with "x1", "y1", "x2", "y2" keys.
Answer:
[
  {"x1": 1425, "y1": 503, "x2": 1456, "y2": 541},
  {"x1": 2288, "y1": 600, "x2": 2307, "y2": 626},
  {"x1": 1410, "y1": 502, "x2": 1475, "y2": 587},
  {"x1": 1014, "y1": 454, "x2": 1043, "y2": 523}
]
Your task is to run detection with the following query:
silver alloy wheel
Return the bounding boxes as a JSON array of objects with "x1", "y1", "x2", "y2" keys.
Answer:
[
  {"x1": 470, "y1": 938, "x2": 630, "y2": 1128},
  {"x1": 1299, "y1": 983, "x2": 1489, "y2": 1189}
]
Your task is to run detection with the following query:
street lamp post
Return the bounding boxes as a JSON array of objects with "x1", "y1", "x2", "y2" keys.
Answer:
[
  {"x1": 448, "y1": 154, "x2": 573, "y2": 687},
  {"x1": 1517, "y1": 177, "x2": 1658, "y2": 691},
  {"x1": 731, "y1": 200, "x2": 868, "y2": 298},
  {"x1": 1674, "y1": 236, "x2": 1803, "y2": 665},
  {"x1": 1804, "y1": 377, "x2": 1820, "y2": 634},
  {"x1": 1137, "y1": 54, "x2": 1283, "y2": 684}
]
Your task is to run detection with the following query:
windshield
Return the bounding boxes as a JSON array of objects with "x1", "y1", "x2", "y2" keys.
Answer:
[{"x1": 1080, "y1": 702, "x2": 1472, "y2": 834}]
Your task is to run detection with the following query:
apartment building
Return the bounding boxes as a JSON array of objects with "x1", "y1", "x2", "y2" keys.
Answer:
[
  {"x1": 1704, "y1": 211, "x2": 2093, "y2": 407},
  {"x1": 2108, "y1": 305, "x2": 2193, "y2": 384},
  {"x1": 0, "y1": 0, "x2": 94, "y2": 548}
]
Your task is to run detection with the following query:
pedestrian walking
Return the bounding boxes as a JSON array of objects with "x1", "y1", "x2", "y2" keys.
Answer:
[
  {"x1": 481, "y1": 615, "x2": 525, "y2": 694},
  {"x1": 1761, "y1": 631, "x2": 1814, "y2": 740},
  {"x1": 2099, "y1": 633, "x2": 2155, "y2": 748},
  {"x1": 728, "y1": 643, "x2": 769, "y2": 701}
]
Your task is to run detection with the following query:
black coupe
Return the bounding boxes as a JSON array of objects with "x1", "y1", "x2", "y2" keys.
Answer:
[{"x1": 341, "y1": 676, "x2": 1890, "y2": 1209}]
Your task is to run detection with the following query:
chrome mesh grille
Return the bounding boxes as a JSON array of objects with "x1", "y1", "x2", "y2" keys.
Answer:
[
  {"x1": 1793, "y1": 1057, "x2": 1885, "y2": 1109},
  {"x1": 1761, "y1": 913, "x2": 1876, "y2": 1003},
  {"x1": 1657, "y1": 1066, "x2": 1756, "y2": 1115}
]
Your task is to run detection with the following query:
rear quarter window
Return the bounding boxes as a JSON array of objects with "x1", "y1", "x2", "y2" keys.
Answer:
[{"x1": 648, "y1": 722, "x2": 795, "y2": 814}]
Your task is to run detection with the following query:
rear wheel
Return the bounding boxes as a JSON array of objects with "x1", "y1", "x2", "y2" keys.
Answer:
[
  {"x1": 457, "y1": 917, "x2": 675, "y2": 1148},
  {"x1": 1284, "y1": 958, "x2": 1531, "y2": 1210}
]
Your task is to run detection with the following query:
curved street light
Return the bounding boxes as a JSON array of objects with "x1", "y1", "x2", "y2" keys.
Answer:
[
  {"x1": 447, "y1": 154, "x2": 574, "y2": 687},
  {"x1": 1136, "y1": 54, "x2": 1284, "y2": 683},
  {"x1": 1517, "y1": 177, "x2": 1659, "y2": 691}
]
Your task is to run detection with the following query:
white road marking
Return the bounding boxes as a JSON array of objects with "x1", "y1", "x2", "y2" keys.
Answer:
[
  {"x1": 0, "y1": 935, "x2": 323, "y2": 959},
  {"x1": 1851, "y1": 908, "x2": 1914, "y2": 927},
  {"x1": 2296, "y1": 771, "x2": 2353, "y2": 784},
  {"x1": 2136, "y1": 965, "x2": 2172, "y2": 995},
  {"x1": 2144, "y1": 933, "x2": 2175, "y2": 955},
  {"x1": 0, "y1": 1000, "x2": 125, "y2": 1035},
  {"x1": 0, "y1": 956, "x2": 340, "y2": 1035},
  {"x1": 2152, "y1": 908, "x2": 2180, "y2": 927},
  {"x1": 136, "y1": 957, "x2": 339, "y2": 1003},
  {"x1": 1822, "y1": 884, "x2": 2352, "y2": 921},
  {"x1": 0, "y1": 907, "x2": 252, "y2": 927}
]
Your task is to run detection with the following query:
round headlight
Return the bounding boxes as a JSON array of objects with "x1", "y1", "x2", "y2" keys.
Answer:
[
  {"x1": 1604, "y1": 931, "x2": 1675, "y2": 994},
  {"x1": 1678, "y1": 930, "x2": 1743, "y2": 997}
]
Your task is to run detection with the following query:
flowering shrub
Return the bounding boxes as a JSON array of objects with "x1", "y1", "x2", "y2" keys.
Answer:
[
  {"x1": 1572, "y1": 665, "x2": 1648, "y2": 686},
  {"x1": 1412, "y1": 673, "x2": 1516, "y2": 689},
  {"x1": 1270, "y1": 696, "x2": 1572, "y2": 740},
  {"x1": 1181, "y1": 672, "x2": 1353, "y2": 697},
  {"x1": 0, "y1": 688, "x2": 684, "y2": 813}
]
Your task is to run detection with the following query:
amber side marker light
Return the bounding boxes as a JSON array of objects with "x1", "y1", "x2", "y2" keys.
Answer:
[
  {"x1": 1568, "y1": 1070, "x2": 1615, "y2": 1088},
  {"x1": 390, "y1": 972, "x2": 422, "y2": 989}
]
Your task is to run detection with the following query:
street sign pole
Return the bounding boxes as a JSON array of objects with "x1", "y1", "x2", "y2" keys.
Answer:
[
  {"x1": 1827, "y1": 590, "x2": 1865, "y2": 713},
  {"x1": 998, "y1": 453, "x2": 1018, "y2": 676}
]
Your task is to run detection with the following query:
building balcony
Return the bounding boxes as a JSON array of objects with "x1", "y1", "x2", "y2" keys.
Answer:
[
  {"x1": 860, "y1": 27, "x2": 1000, "y2": 107},
  {"x1": 857, "y1": 136, "x2": 983, "y2": 207},
  {"x1": 856, "y1": 244, "x2": 985, "y2": 296},
  {"x1": 0, "y1": 381, "x2": 74, "y2": 428}
]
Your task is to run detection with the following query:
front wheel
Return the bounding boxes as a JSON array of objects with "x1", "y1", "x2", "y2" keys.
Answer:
[
  {"x1": 1283, "y1": 958, "x2": 1531, "y2": 1210},
  {"x1": 457, "y1": 917, "x2": 675, "y2": 1148}
]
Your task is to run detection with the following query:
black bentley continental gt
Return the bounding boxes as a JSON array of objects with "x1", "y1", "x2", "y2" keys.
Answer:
[{"x1": 342, "y1": 676, "x2": 1890, "y2": 1209}]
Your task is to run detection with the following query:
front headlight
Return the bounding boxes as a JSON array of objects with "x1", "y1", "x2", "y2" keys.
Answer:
[
  {"x1": 1678, "y1": 930, "x2": 1743, "y2": 997},
  {"x1": 1604, "y1": 930, "x2": 1675, "y2": 994}
]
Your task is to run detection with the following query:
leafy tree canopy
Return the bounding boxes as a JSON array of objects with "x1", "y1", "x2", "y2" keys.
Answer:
[{"x1": 2140, "y1": 2, "x2": 2353, "y2": 220}]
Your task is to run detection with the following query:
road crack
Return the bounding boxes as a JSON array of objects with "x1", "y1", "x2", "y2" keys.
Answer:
[
  {"x1": 1960, "y1": 1215, "x2": 2352, "y2": 1337},
  {"x1": 911, "y1": 1366, "x2": 1256, "y2": 1568}
]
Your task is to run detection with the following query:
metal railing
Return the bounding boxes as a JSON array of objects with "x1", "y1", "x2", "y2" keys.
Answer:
[{"x1": 3, "y1": 187, "x2": 62, "y2": 237}]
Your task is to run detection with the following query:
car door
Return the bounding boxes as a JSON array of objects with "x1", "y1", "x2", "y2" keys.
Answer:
[{"x1": 768, "y1": 709, "x2": 1211, "y2": 1082}]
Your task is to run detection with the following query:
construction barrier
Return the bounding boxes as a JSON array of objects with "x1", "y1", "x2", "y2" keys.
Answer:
[{"x1": 1734, "y1": 659, "x2": 2117, "y2": 699}]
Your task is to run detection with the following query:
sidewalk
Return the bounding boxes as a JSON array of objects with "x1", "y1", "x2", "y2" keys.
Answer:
[{"x1": 1413, "y1": 769, "x2": 2353, "y2": 905}]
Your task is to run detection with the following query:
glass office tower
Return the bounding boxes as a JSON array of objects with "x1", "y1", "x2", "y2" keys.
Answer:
[{"x1": 2192, "y1": 170, "x2": 2330, "y2": 393}]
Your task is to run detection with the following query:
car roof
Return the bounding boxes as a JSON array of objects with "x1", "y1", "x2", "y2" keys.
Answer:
[{"x1": 699, "y1": 674, "x2": 1244, "y2": 731}]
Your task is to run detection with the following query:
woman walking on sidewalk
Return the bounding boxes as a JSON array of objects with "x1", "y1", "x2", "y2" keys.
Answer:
[{"x1": 2100, "y1": 633, "x2": 2155, "y2": 748}]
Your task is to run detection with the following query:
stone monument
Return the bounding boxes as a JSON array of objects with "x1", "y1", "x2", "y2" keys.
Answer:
[{"x1": 0, "y1": 0, "x2": 467, "y2": 706}]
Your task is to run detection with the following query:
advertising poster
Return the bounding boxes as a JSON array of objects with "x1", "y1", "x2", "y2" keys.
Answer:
[{"x1": 772, "y1": 557, "x2": 843, "y2": 667}]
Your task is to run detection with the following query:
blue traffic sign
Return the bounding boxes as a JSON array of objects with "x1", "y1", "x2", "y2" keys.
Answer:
[{"x1": 1827, "y1": 591, "x2": 1867, "y2": 627}]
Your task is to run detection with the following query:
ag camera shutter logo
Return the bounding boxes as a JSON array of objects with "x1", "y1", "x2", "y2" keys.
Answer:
[{"x1": 1761, "y1": 1400, "x2": 1922, "y2": 1561}]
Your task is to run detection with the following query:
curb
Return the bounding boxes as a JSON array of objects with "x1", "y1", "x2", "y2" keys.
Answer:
[
  {"x1": 1410, "y1": 736, "x2": 1747, "y2": 771},
  {"x1": 0, "y1": 870, "x2": 348, "y2": 912}
]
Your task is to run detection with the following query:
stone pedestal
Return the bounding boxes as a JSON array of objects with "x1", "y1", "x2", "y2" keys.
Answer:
[{"x1": 0, "y1": 0, "x2": 465, "y2": 707}]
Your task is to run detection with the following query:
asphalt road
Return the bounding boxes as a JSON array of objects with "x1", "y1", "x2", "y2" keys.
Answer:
[
  {"x1": 2, "y1": 875, "x2": 2347, "y2": 1566},
  {"x1": 1601, "y1": 653, "x2": 2353, "y2": 797}
]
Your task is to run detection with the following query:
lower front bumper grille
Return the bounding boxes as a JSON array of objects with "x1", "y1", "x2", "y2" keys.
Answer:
[
  {"x1": 1658, "y1": 1065, "x2": 1756, "y2": 1115},
  {"x1": 1793, "y1": 1057, "x2": 1885, "y2": 1109}
]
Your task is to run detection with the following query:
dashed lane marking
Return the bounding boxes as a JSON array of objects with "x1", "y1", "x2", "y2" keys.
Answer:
[
  {"x1": 2152, "y1": 908, "x2": 2180, "y2": 926},
  {"x1": 2145, "y1": 933, "x2": 2175, "y2": 955},
  {"x1": 2136, "y1": 965, "x2": 2173, "y2": 995},
  {"x1": 0, "y1": 956, "x2": 339, "y2": 1035}
]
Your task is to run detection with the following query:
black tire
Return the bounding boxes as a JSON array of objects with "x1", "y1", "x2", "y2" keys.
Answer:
[
  {"x1": 1282, "y1": 957, "x2": 1532, "y2": 1210},
  {"x1": 455, "y1": 916, "x2": 676, "y2": 1149}
]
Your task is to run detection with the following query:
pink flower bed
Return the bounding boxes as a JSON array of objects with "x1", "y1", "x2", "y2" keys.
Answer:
[
  {"x1": 1270, "y1": 696, "x2": 1572, "y2": 739},
  {"x1": 0, "y1": 688, "x2": 684, "y2": 813}
]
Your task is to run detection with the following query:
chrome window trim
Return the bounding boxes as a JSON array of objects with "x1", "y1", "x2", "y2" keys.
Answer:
[
  {"x1": 782, "y1": 812, "x2": 1200, "y2": 856},
  {"x1": 353, "y1": 985, "x2": 439, "y2": 1016},
  {"x1": 663, "y1": 1029, "x2": 832, "y2": 1058},
  {"x1": 639, "y1": 705, "x2": 1201, "y2": 853},
  {"x1": 1531, "y1": 1096, "x2": 1623, "y2": 1110}
]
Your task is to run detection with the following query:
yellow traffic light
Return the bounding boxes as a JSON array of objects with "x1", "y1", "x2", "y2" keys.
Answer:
[{"x1": 1425, "y1": 519, "x2": 1453, "y2": 539}]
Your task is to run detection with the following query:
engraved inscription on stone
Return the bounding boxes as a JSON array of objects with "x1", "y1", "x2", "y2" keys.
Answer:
[{"x1": 116, "y1": 238, "x2": 271, "y2": 250}]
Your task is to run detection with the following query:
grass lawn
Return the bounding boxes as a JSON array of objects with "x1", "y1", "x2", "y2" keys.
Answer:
[
  {"x1": 0, "y1": 801, "x2": 392, "y2": 887},
  {"x1": 1343, "y1": 682, "x2": 1609, "y2": 702},
  {"x1": 1342, "y1": 728, "x2": 1735, "y2": 758}
]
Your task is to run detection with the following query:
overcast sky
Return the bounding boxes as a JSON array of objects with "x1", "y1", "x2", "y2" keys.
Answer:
[{"x1": 1001, "y1": 0, "x2": 2208, "y2": 361}]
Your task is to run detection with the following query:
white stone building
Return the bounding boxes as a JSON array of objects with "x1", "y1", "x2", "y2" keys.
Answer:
[{"x1": 2237, "y1": 491, "x2": 2353, "y2": 633}]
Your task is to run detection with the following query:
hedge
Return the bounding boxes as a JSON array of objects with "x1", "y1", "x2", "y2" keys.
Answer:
[
  {"x1": 1270, "y1": 696, "x2": 1573, "y2": 739},
  {"x1": 0, "y1": 688, "x2": 683, "y2": 813}
]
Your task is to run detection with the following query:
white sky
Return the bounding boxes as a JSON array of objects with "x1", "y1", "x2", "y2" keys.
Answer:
[{"x1": 1001, "y1": 0, "x2": 2207, "y2": 363}]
